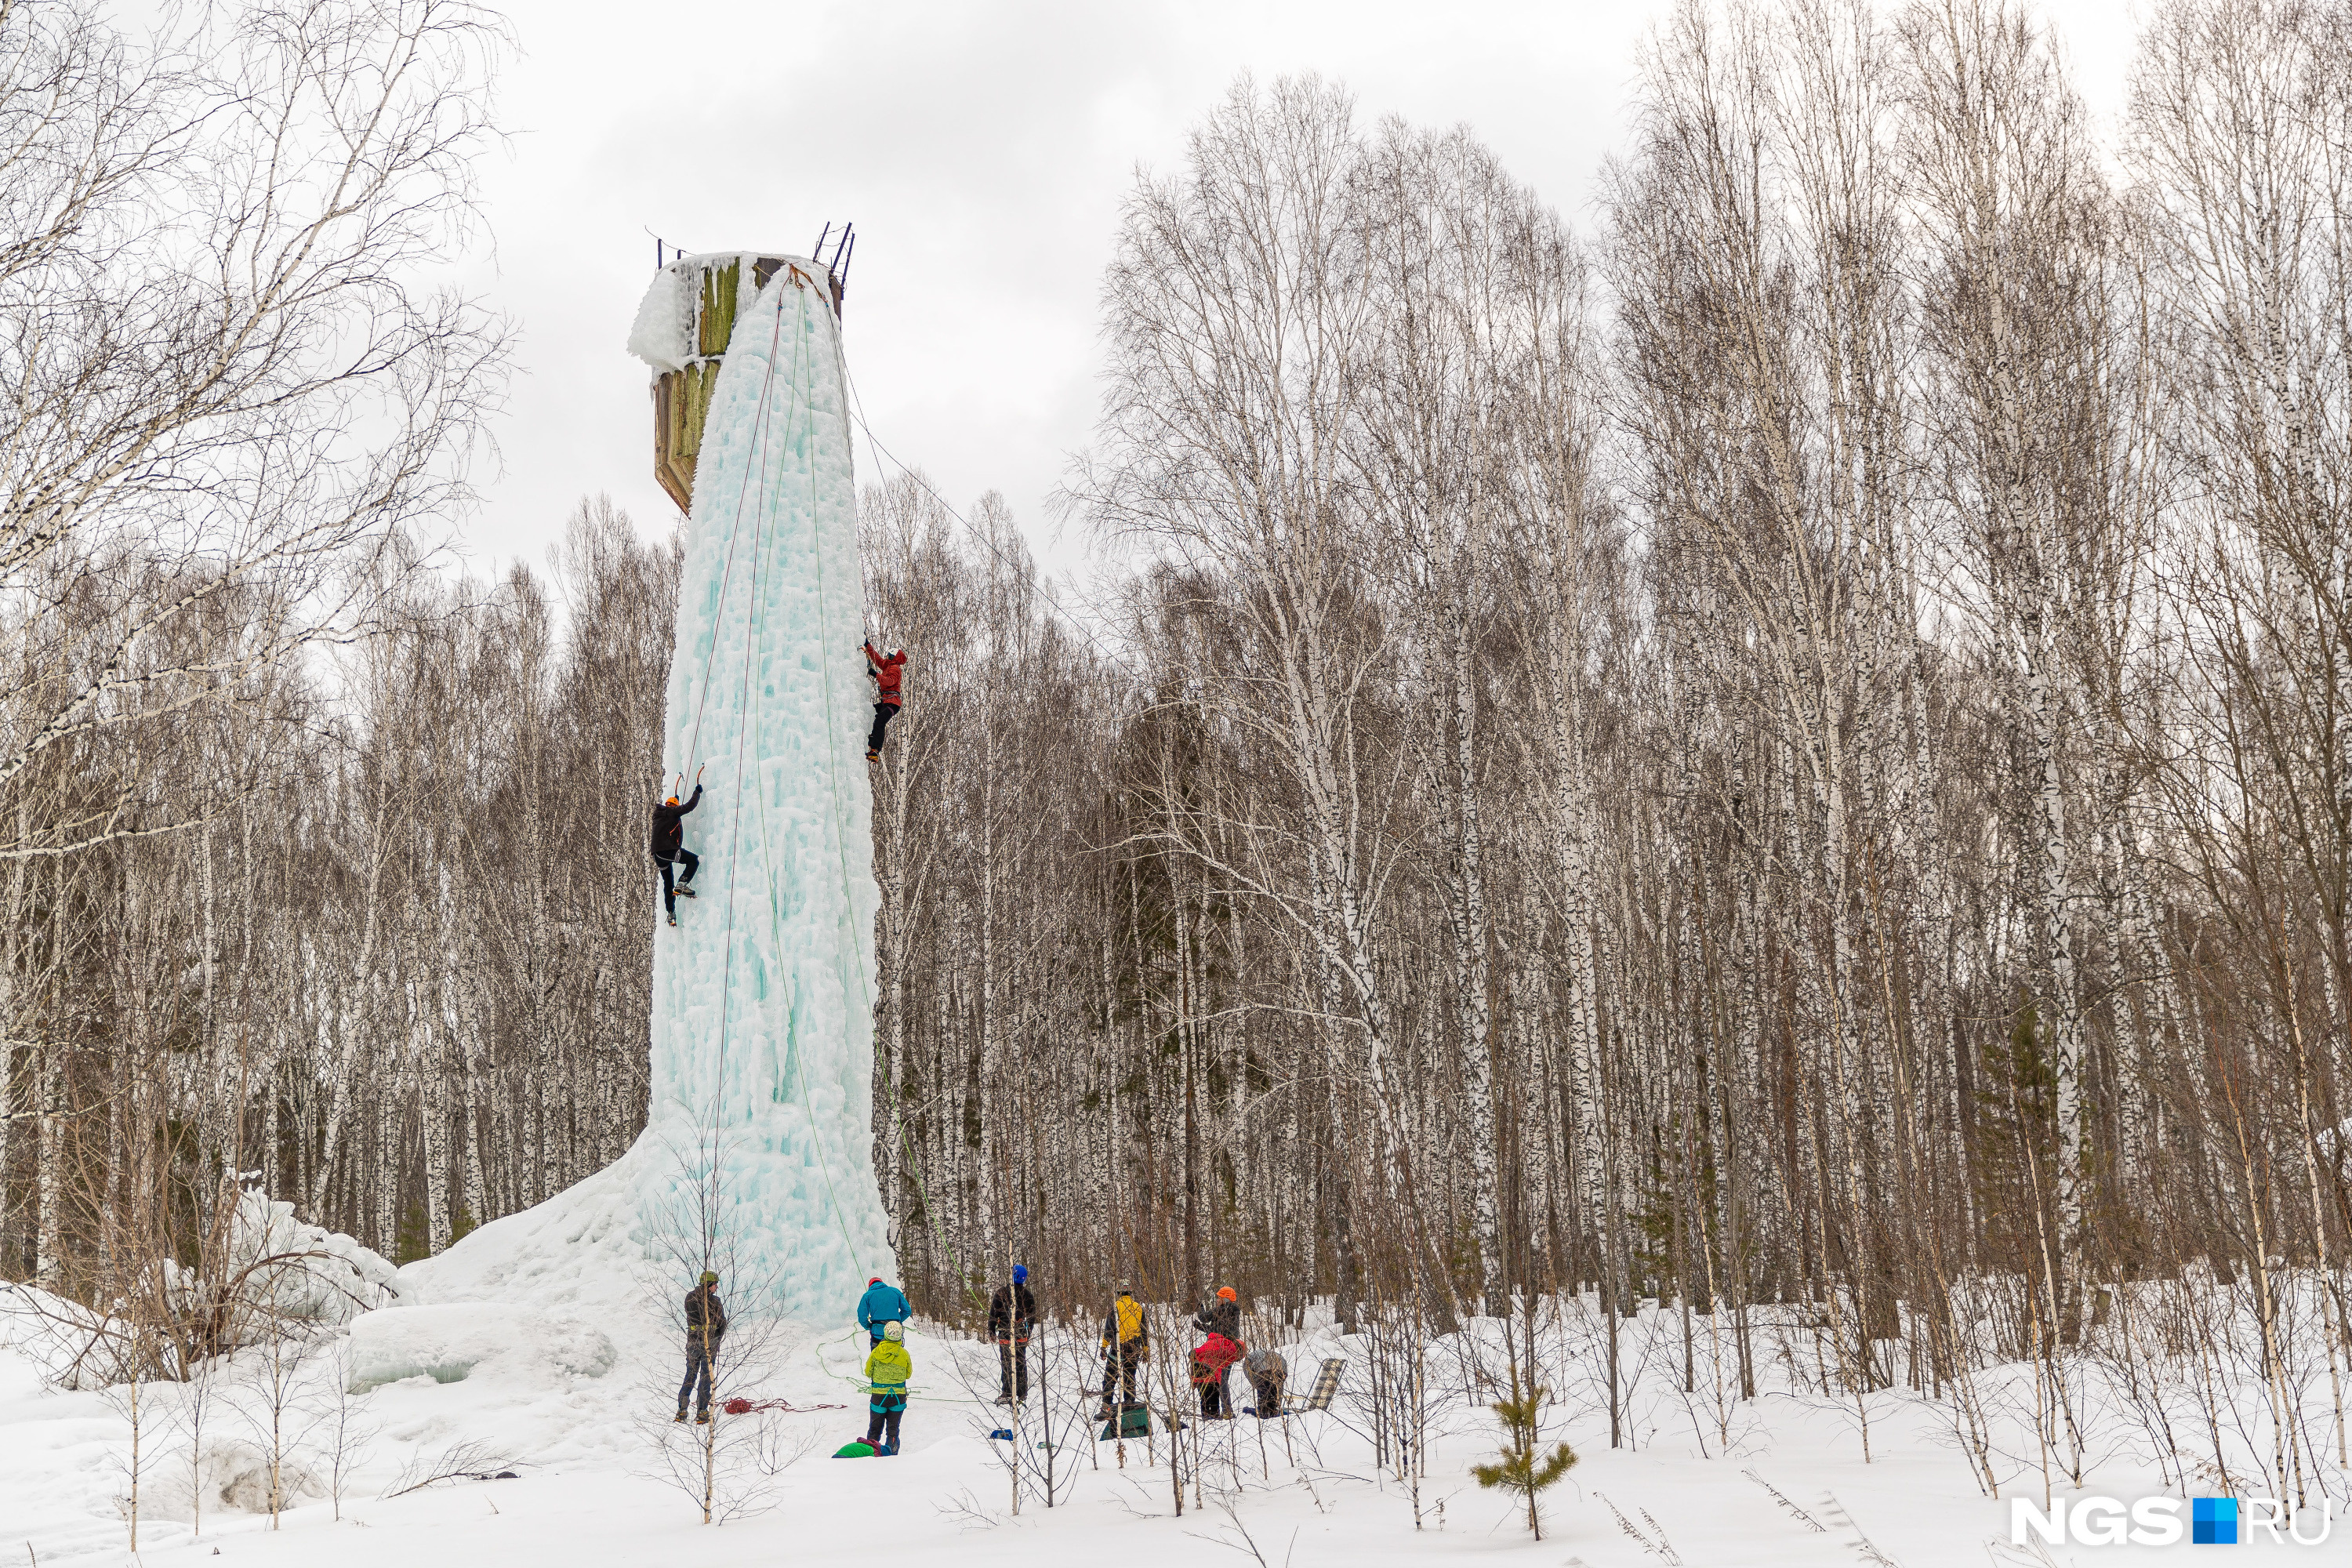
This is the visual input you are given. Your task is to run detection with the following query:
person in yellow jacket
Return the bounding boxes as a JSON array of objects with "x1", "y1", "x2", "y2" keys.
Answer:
[
  {"x1": 1098, "y1": 1285, "x2": 1149, "y2": 1415},
  {"x1": 863, "y1": 1320, "x2": 911, "y2": 1455}
]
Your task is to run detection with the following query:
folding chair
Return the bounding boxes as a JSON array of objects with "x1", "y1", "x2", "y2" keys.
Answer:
[{"x1": 1280, "y1": 1357, "x2": 1345, "y2": 1414}]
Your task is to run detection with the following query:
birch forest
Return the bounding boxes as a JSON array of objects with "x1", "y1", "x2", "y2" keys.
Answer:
[{"x1": 13, "y1": 0, "x2": 2352, "y2": 1502}]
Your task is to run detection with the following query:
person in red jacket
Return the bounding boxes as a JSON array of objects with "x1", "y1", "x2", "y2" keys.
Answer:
[
  {"x1": 863, "y1": 641, "x2": 906, "y2": 761},
  {"x1": 1191, "y1": 1330, "x2": 1244, "y2": 1420}
]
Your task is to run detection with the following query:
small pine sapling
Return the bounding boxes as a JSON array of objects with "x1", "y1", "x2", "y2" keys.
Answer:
[{"x1": 1470, "y1": 1370, "x2": 1578, "y2": 1540}]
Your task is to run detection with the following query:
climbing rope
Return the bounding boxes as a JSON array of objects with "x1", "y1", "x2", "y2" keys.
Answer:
[
  {"x1": 840, "y1": 363, "x2": 1123, "y2": 667},
  {"x1": 739, "y1": 289, "x2": 871, "y2": 1279},
  {"x1": 811, "y1": 336, "x2": 983, "y2": 1307},
  {"x1": 817, "y1": 1327, "x2": 996, "y2": 1407},
  {"x1": 834, "y1": 359, "x2": 1129, "y2": 1309},
  {"x1": 674, "y1": 278, "x2": 880, "y2": 1286},
  {"x1": 681, "y1": 274, "x2": 793, "y2": 774},
  {"x1": 695, "y1": 271, "x2": 944, "y2": 1299},
  {"x1": 696, "y1": 290, "x2": 793, "y2": 1192},
  {"x1": 673, "y1": 263, "x2": 980, "y2": 1320}
]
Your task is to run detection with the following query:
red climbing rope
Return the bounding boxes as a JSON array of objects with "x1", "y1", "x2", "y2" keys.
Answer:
[{"x1": 721, "y1": 1396, "x2": 844, "y2": 1415}]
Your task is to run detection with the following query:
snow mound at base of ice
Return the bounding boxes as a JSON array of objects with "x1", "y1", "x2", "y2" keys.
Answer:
[
  {"x1": 347, "y1": 1304, "x2": 616, "y2": 1392},
  {"x1": 394, "y1": 1156, "x2": 659, "y2": 1319},
  {"x1": 0, "y1": 1195, "x2": 401, "y2": 1391}
]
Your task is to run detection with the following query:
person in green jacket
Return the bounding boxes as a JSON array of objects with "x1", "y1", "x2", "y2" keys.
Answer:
[{"x1": 863, "y1": 1319, "x2": 911, "y2": 1455}]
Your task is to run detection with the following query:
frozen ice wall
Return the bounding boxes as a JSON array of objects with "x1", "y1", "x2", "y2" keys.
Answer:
[{"x1": 629, "y1": 253, "x2": 892, "y2": 1322}]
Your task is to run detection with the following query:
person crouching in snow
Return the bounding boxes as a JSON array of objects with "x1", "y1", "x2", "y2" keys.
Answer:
[
  {"x1": 863, "y1": 641, "x2": 906, "y2": 761},
  {"x1": 676, "y1": 1269, "x2": 726, "y2": 1423},
  {"x1": 1190, "y1": 1330, "x2": 1243, "y2": 1420},
  {"x1": 1244, "y1": 1344, "x2": 1287, "y2": 1417},
  {"x1": 863, "y1": 1320, "x2": 910, "y2": 1455}
]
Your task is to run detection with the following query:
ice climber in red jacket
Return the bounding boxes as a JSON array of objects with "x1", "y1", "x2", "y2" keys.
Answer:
[{"x1": 864, "y1": 641, "x2": 906, "y2": 761}]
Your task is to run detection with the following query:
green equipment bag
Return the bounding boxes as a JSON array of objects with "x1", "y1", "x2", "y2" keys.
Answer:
[
  {"x1": 1098, "y1": 1404, "x2": 1152, "y2": 1440},
  {"x1": 833, "y1": 1440, "x2": 877, "y2": 1458}
]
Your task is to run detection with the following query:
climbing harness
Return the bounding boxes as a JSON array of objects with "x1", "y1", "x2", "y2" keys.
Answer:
[{"x1": 815, "y1": 1327, "x2": 995, "y2": 1407}]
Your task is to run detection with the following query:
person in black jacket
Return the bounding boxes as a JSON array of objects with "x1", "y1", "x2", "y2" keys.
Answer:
[
  {"x1": 651, "y1": 770, "x2": 704, "y2": 927},
  {"x1": 986, "y1": 1264, "x2": 1038, "y2": 1406},
  {"x1": 1192, "y1": 1285, "x2": 1240, "y2": 1341},
  {"x1": 677, "y1": 1269, "x2": 727, "y2": 1423}
]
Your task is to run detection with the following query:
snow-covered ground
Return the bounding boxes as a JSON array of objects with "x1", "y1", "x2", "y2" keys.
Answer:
[
  {"x1": 9, "y1": 1189, "x2": 2343, "y2": 1566},
  {"x1": 0, "y1": 1277, "x2": 2256, "y2": 1567},
  {"x1": 0, "y1": 1315, "x2": 1996, "y2": 1567}
]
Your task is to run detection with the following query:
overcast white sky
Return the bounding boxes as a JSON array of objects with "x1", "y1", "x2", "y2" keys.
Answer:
[{"x1": 452, "y1": 0, "x2": 2143, "y2": 584}]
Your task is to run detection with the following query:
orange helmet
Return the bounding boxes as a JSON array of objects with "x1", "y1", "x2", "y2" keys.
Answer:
[
  {"x1": 1217, "y1": 1287, "x2": 1237, "y2": 1301},
  {"x1": 665, "y1": 795, "x2": 681, "y2": 807}
]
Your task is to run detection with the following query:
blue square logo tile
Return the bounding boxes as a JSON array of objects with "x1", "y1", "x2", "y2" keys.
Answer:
[{"x1": 2192, "y1": 1497, "x2": 2238, "y2": 1544}]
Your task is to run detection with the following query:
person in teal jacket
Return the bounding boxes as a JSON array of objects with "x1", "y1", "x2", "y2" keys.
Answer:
[
  {"x1": 863, "y1": 1320, "x2": 910, "y2": 1455},
  {"x1": 858, "y1": 1276, "x2": 910, "y2": 1345}
]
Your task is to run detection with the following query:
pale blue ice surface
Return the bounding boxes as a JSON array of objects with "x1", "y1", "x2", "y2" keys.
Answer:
[{"x1": 633, "y1": 257, "x2": 892, "y2": 1323}]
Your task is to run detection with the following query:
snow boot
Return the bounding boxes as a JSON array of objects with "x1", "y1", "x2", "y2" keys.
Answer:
[
  {"x1": 675, "y1": 884, "x2": 696, "y2": 898},
  {"x1": 667, "y1": 911, "x2": 677, "y2": 927},
  {"x1": 866, "y1": 750, "x2": 881, "y2": 762},
  {"x1": 695, "y1": 1410, "x2": 712, "y2": 1425},
  {"x1": 673, "y1": 1409, "x2": 688, "y2": 1423}
]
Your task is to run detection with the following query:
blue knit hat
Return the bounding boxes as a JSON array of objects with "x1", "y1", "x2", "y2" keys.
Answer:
[{"x1": 1013, "y1": 1265, "x2": 1028, "y2": 1284}]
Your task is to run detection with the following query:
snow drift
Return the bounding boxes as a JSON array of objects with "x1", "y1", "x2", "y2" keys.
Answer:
[
  {"x1": 346, "y1": 1302, "x2": 615, "y2": 1391},
  {"x1": 227, "y1": 1191, "x2": 402, "y2": 1327}
]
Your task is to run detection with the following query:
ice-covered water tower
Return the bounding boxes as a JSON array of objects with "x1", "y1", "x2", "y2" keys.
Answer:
[{"x1": 621, "y1": 244, "x2": 893, "y2": 1320}]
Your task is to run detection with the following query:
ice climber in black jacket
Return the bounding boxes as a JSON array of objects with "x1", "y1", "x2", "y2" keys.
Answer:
[{"x1": 651, "y1": 770, "x2": 703, "y2": 927}]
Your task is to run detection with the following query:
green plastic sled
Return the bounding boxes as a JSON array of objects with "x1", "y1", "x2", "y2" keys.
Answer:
[
  {"x1": 833, "y1": 1440, "x2": 877, "y2": 1458},
  {"x1": 1098, "y1": 1404, "x2": 1152, "y2": 1440}
]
